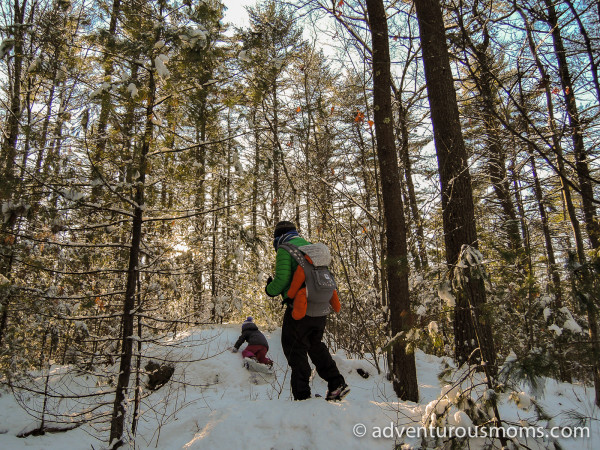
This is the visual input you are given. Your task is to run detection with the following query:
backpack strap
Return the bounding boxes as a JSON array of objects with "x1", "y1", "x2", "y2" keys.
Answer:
[{"x1": 278, "y1": 243, "x2": 308, "y2": 270}]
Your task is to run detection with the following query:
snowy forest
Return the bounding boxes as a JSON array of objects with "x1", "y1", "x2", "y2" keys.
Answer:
[{"x1": 0, "y1": 0, "x2": 599, "y2": 448}]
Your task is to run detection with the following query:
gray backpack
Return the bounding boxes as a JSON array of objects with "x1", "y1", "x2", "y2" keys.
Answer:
[{"x1": 278, "y1": 242, "x2": 337, "y2": 317}]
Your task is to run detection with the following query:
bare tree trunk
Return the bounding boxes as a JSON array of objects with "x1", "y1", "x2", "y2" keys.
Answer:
[
  {"x1": 305, "y1": 132, "x2": 311, "y2": 238},
  {"x1": 40, "y1": 329, "x2": 56, "y2": 431},
  {"x1": 397, "y1": 101, "x2": 428, "y2": 269},
  {"x1": 365, "y1": 0, "x2": 418, "y2": 402},
  {"x1": 271, "y1": 82, "x2": 281, "y2": 223},
  {"x1": 518, "y1": 7, "x2": 586, "y2": 264},
  {"x1": 92, "y1": 0, "x2": 122, "y2": 199},
  {"x1": 0, "y1": 0, "x2": 28, "y2": 348},
  {"x1": 109, "y1": 65, "x2": 155, "y2": 448},
  {"x1": 210, "y1": 176, "x2": 221, "y2": 321},
  {"x1": 516, "y1": 70, "x2": 564, "y2": 308},
  {"x1": 545, "y1": 0, "x2": 600, "y2": 399},
  {"x1": 544, "y1": 0, "x2": 600, "y2": 251},
  {"x1": 251, "y1": 108, "x2": 260, "y2": 244},
  {"x1": 508, "y1": 154, "x2": 531, "y2": 274},
  {"x1": 564, "y1": 0, "x2": 600, "y2": 106},
  {"x1": 194, "y1": 101, "x2": 207, "y2": 317},
  {"x1": 586, "y1": 298, "x2": 600, "y2": 407},
  {"x1": 225, "y1": 111, "x2": 232, "y2": 249},
  {"x1": 41, "y1": 83, "x2": 68, "y2": 180},
  {"x1": 34, "y1": 70, "x2": 57, "y2": 176},
  {"x1": 131, "y1": 271, "x2": 143, "y2": 437},
  {"x1": 303, "y1": 69, "x2": 313, "y2": 238},
  {"x1": 459, "y1": 20, "x2": 524, "y2": 265},
  {"x1": 527, "y1": 146, "x2": 573, "y2": 383},
  {"x1": 33, "y1": 4, "x2": 68, "y2": 179},
  {"x1": 1, "y1": 0, "x2": 26, "y2": 201},
  {"x1": 400, "y1": 176, "x2": 421, "y2": 269},
  {"x1": 19, "y1": 78, "x2": 33, "y2": 182},
  {"x1": 414, "y1": 0, "x2": 495, "y2": 369},
  {"x1": 355, "y1": 122, "x2": 382, "y2": 295},
  {"x1": 531, "y1": 153, "x2": 564, "y2": 299}
]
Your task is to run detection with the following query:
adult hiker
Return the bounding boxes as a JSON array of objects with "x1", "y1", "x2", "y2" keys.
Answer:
[{"x1": 265, "y1": 220, "x2": 349, "y2": 401}]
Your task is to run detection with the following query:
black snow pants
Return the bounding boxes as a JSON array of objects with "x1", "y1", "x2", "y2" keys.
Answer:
[{"x1": 281, "y1": 307, "x2": 345, "y2": 400}]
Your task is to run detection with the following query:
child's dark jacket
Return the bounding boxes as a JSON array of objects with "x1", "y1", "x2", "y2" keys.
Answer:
[{"x1": 234, "y1": 322, "x2": 269, "y2": 350}]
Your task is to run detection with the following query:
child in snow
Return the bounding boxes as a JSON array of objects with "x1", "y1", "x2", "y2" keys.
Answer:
[{"x1": 232, "y1": 317, "x2": 273, "y2": 366}]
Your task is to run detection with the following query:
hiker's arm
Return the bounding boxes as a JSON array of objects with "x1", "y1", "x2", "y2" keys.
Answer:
[
  {"x1": 266, "y1": 248, "x2": 293, "y2": 297},
  {"x1": 234, "y1": 334, "x2": 245, "y2": 350}
]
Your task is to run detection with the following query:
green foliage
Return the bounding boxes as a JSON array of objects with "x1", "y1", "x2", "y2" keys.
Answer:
[{"x1": 498, "y1": 350, "x2": 551, "y2": 397}]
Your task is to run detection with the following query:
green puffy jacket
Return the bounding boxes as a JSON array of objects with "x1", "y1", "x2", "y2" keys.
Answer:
[{"x1": 266, "y1": 236, "x2": 311, "y2": 302}]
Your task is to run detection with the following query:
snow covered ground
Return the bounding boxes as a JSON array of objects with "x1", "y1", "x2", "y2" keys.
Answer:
[{"x1": 0, "y1": 324, "x2": 598, "y2": 449}]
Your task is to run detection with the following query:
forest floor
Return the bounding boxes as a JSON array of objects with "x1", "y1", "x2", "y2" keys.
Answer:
[{"x1": 0, "y1": 324, "x2": 598, "y2": 449}]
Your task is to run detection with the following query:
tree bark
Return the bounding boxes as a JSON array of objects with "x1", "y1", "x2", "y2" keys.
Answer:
[
  {"x1": 251, "y1": 108, "x2": 260, "y2": 244},
  {"x1": 397, "y1": 101, "x2": 428, "y2": 269},
  {"x1": 271, "y1": 82, "x2": 281, "y2": 223},
  {"x1": 545, "y1": 1, "x2": 600, "y2": 404},
  {"x1": 518, "y1": 7, "x2": 586, "y2": 265},
  {"x1": 109, "y1": 65, "x2": 154, "y2": 447},
  {"x1": 414, "y1": 0, "x2": 495, "y2": 369},
  {"x1": 365, "y1": 0, "x2": 418, "y2": 401},
  {"x1": 0, "y1": 0, "x2": 27, "y2": 347},
  {"x1": 544, "y1": 0, "x2": 599, "y2": 251},
  {"x1": 563, "y1": 0, "x2": 600, "y2": 106},
  {"x1": 303, "y1": 65, "x2": 313, "y2": 238},
  {"x1": 355, "y1": 121, "x2": 382, "y2": 294},
  {"x1": 1, "y1": 0, "x2": 26, "y2": 200},
  {"x1": 455, "y1": 11, "x2": 524, "y2": 266},
  {"x1": 92, "y1": 0, "x2": 122, "y2": 199},
  {"x1": 515, "y1": 69, "x2": 564, "y2": 309},
  {"x1": 194, "y1": 98, "x2": 207, "y2": 316},
  {"x1": 475, "y1": 45, "x2": 523, "y2": 264},
  {"x1": 34, "y1": 70, "x2": 56, "y2": 176}
]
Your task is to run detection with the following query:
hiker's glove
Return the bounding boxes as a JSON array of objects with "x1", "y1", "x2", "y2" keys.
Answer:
[
  {"x1": 265, "y1": 276, "x2": 275, "y2": 297},
  {"x1": 231, "y1": 347, "x2": 238, "y2": 353}
]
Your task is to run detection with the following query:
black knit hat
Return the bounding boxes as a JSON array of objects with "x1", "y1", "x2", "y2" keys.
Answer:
[{"x1": 273, "y1": 221, "x2": 296, "y2": 238}]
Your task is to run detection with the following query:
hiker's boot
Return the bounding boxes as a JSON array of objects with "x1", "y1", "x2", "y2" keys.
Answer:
[{"x1": 326, "y1": 383, "x2": 350, "y2": 401}]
